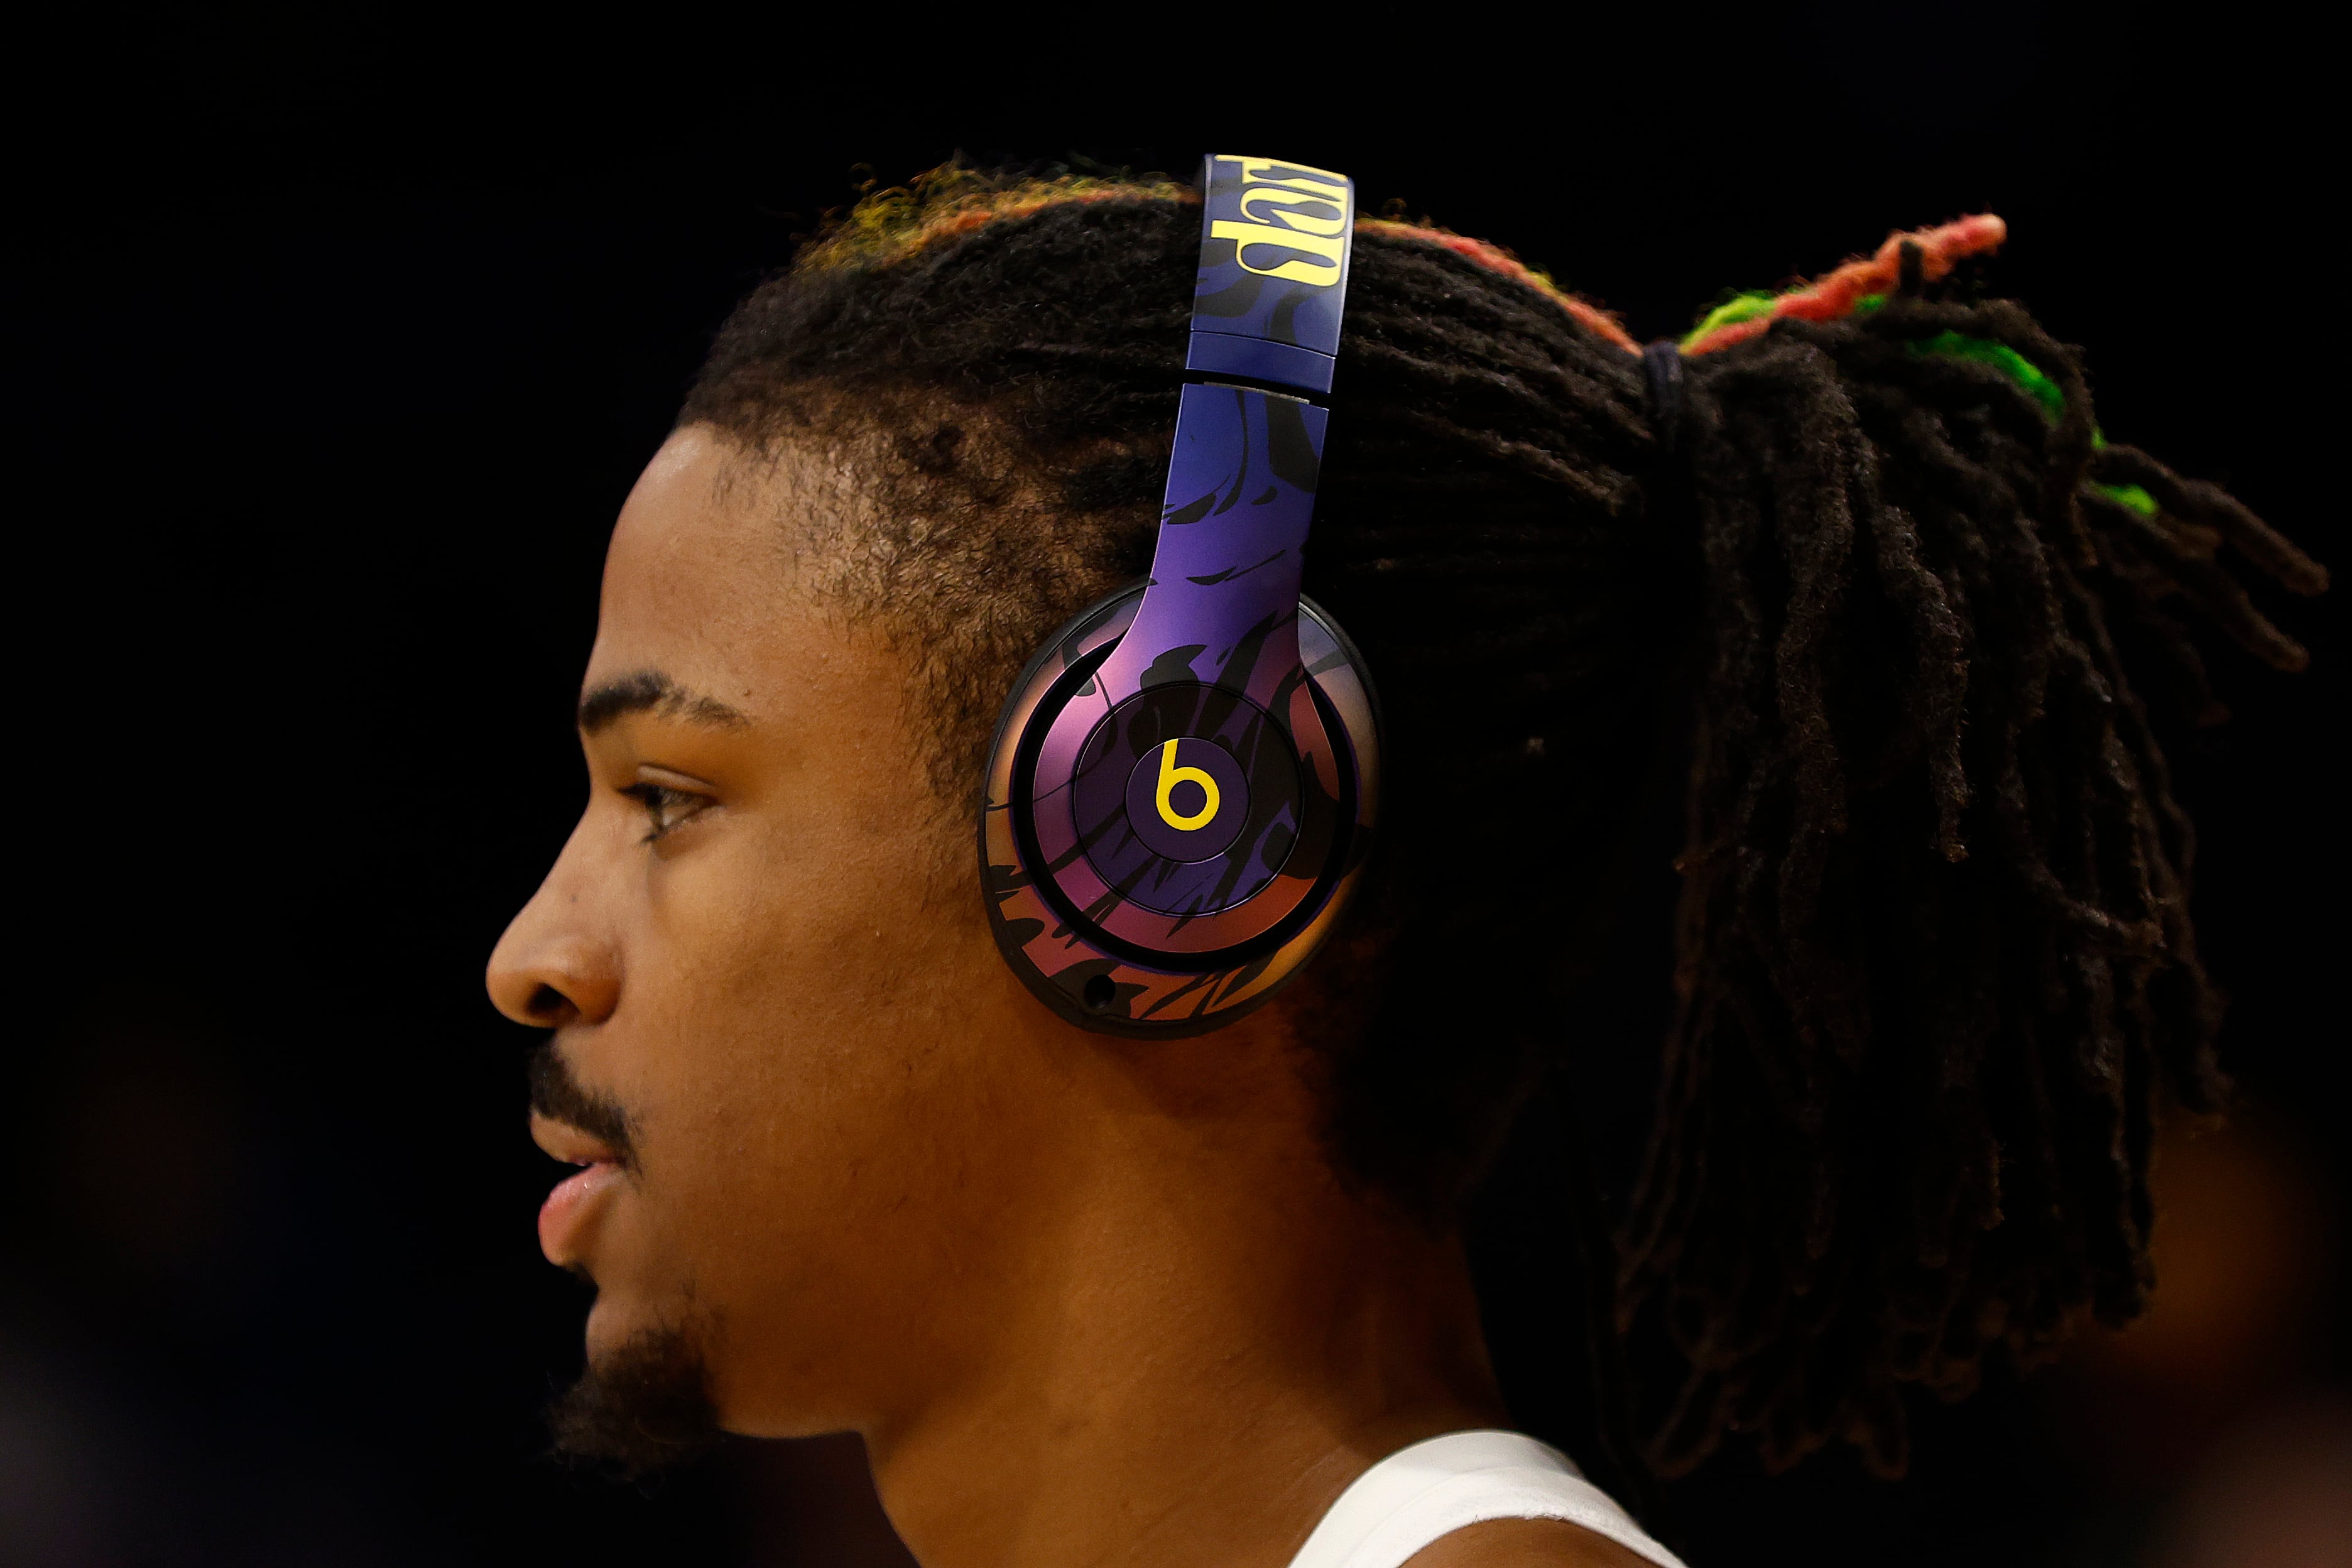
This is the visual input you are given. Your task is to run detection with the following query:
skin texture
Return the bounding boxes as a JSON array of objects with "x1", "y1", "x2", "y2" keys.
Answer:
[{"x1": 487, "y1": 426, "x2": 1645, "y2": 1568}]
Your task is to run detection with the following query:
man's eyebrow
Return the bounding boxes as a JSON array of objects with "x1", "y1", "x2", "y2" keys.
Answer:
[{"x1": 577, "y1": 670, "x2": 750, "y2": 734}]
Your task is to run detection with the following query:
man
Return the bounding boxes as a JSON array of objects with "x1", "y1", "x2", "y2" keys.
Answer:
[{"x1": 489, "y1": 167, "x2": 2314, "y2": 1567}]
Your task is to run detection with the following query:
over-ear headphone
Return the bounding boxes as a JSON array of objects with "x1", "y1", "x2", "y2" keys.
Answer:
[{"x1": 979, "y1": 156, "x2": 1381, "y2": 1037}]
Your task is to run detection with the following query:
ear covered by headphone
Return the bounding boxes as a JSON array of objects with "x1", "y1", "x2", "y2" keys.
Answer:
[{"x1": 978, "y1": 156, "x2": 1381, "y2": 1037}]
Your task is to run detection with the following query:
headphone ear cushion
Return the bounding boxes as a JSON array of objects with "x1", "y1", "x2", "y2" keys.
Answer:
[{"x1": 978, "y1": 587, "x2": 1380, "y2": 1037}]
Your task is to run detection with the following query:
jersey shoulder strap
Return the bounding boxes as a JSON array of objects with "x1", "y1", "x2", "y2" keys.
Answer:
[{"x1": 1284, "y1": 1430, "x2": 1687, "y2": 1568}]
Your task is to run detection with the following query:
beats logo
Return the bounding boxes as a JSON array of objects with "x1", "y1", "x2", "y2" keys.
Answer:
[{"x1": 1124, "y1": 737, "x2": 1250, "y2": 862}]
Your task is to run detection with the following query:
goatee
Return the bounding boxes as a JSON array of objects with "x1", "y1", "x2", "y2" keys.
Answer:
[{"x1": 549, "y1": 1321, "x2": 724, "y2": 1480}]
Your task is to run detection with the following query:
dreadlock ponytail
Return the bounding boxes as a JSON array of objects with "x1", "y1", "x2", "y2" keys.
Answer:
[{"x1": 1615, "y1": 220, "x2": 2327, "y2": 1476}]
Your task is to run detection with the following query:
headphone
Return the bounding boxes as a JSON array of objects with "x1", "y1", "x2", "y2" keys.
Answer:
[{"x1": 979, "y1": 155, "x2": 1381, "y2": 1037}]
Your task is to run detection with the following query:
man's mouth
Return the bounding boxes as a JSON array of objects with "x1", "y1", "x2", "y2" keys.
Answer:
[
  {"x1": 531, "y1": 1112, "x2": 628, "y2": 1268},
  {"x1": 538, "y1": 1155, "x2": 626, "y2": 1267},
  {"x1": 526, "y1": 1046, "x2": 639, "y2": 1270}
]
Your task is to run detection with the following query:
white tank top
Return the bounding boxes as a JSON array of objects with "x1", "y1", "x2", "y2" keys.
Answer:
[{"x1": 1285, "y1": 1430, "x2": 1687, "y2": 1568}]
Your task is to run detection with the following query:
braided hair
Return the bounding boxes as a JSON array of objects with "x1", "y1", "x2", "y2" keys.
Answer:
[{"x1": 678, "y1": 168, "x2": 2323, "y2": 1480}]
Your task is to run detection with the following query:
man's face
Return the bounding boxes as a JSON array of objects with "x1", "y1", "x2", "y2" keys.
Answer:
[{"x1": 487, "y1": 427, "x2": 1078, "y2": 1440}]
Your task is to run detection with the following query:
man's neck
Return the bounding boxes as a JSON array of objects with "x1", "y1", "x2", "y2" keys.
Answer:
[{"x1": 864, "y1": 1127, "x2": 1506, "y2": 1568}]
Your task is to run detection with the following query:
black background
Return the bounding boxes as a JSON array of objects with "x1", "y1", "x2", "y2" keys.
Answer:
[{"x1": 11, "y1": 4, "x2": 2339, "y2": 1564}]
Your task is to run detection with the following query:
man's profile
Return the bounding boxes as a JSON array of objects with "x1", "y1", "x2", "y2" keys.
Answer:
[{"x1": 486, "y1": 161, "x2": 2322, "y2": 1567}]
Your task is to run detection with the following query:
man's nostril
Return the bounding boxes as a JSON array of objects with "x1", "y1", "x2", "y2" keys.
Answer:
[{"x1": 528, "y1": 984, "x2": 573, "y2": 1023}]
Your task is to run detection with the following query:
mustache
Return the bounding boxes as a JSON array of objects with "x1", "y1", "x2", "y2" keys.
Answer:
[{"x1": 528, "y1": 1042, "x2": 637, "y2": 1167}]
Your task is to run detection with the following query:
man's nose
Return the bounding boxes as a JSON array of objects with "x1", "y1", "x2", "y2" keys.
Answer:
[{"x1": 486, "y1": 854, "x2": 621, "y2": 1030}]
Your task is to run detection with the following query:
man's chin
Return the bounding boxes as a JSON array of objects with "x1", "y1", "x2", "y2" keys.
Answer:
[{"x1": 549, "y1": 1317, "x2": 724, "y2": 1480}]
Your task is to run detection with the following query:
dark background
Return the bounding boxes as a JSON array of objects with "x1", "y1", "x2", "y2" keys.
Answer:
[{"x1": 9, "y1": 4, "x2": 2341, "y2": 1564}]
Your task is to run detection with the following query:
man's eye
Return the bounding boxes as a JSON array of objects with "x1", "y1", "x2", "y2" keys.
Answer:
[{"x1": 620, "y1": 782, "x2": 711, "y2": 842}]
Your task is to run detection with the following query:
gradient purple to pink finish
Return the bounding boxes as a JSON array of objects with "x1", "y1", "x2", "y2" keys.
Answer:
[{"x1": 981, "y1": 589, "x2": 1380, "y2": 1033}]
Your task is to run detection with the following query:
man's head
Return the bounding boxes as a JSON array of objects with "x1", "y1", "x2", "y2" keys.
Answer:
[
  {"x1": 490, "y1": 170, "x2": 2291, "y2": 1478},
  {"x1": 487, "y1": 165, "x2": 1680, "y2": 1471}
]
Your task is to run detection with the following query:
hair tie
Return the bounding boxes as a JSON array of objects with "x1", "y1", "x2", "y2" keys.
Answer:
[{"x1": 1643, "y1": 339, "x2": 1684, "y2": 457}]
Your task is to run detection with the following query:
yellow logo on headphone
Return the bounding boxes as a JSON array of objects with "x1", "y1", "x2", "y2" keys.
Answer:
[
  {"x1": 1154, "y1": 739, "x2": 1222, "y2": 831},
  {"x1": 1208, "y1": 156, "x2": 1349, "y2": 286}
]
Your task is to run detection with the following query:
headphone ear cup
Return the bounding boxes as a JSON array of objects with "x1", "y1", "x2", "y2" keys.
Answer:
[
  {"x1": 978, "y1": 589, "x2": 1380, "y2": 1037},
  {"x1": 1296, "y1": 592, "x2": 1383, "y2": 849}
]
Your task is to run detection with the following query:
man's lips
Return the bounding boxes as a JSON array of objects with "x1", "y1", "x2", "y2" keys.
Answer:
[
  {"x1": 532, "y1": 1112, "x2": 627, "y2": 1267},
  {"x1": 539, "y1": 1158, "x2": 625, "y2": 1266}
]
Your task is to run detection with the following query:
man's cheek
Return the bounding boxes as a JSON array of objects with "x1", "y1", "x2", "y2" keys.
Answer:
[{"x1": 668, "y1": 874, "x2": 836, "y2": 1028}]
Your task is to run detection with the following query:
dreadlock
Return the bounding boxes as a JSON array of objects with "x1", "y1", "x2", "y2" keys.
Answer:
[{"x1": 678, "y1": 167, "x2": 2324, "y2": 1481}]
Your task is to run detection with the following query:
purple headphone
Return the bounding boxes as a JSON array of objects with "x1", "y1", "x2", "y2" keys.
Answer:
[{"x1": 978, "y1": 156, "x2": 1381, "y2": 1036}]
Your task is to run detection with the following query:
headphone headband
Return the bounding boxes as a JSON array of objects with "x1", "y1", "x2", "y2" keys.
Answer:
[
  {"x1": 1186, "y1": 155, "x2": 1357, "y2": 396},
  {"x1": 1101, "y1": 158, "x2": 1358, "y2": 706}
]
